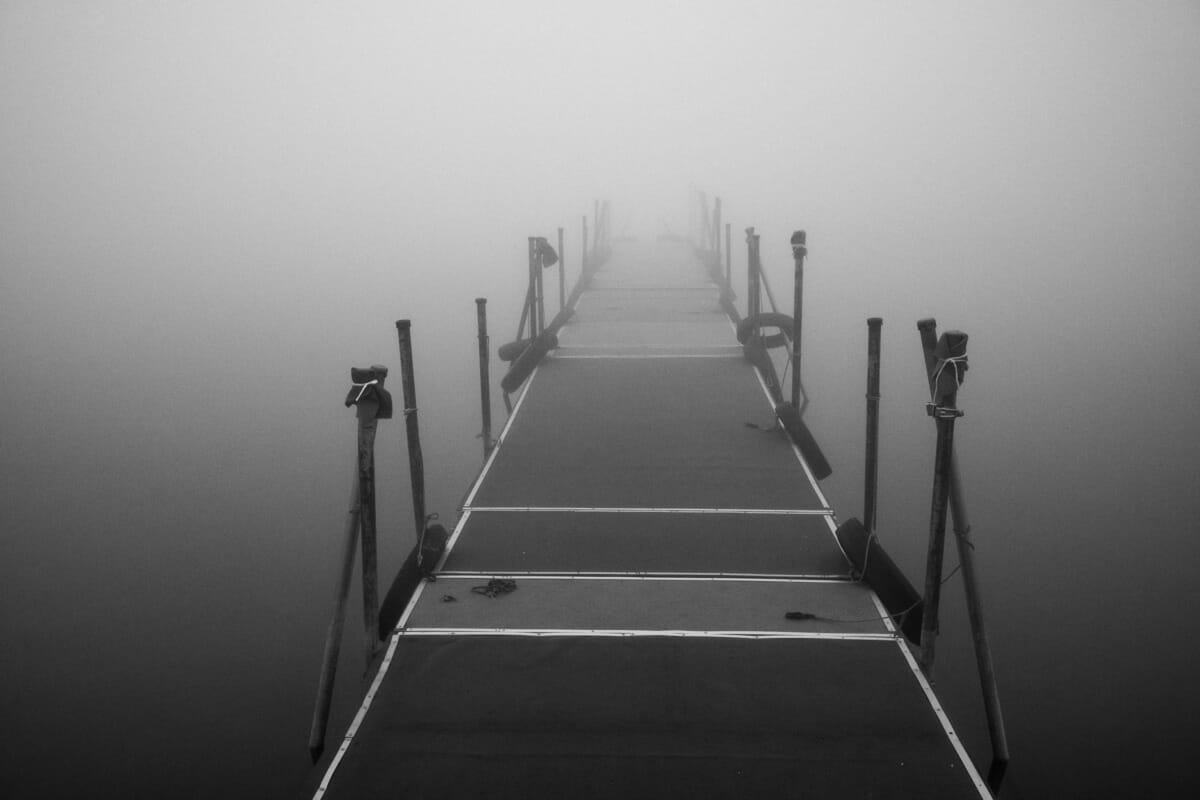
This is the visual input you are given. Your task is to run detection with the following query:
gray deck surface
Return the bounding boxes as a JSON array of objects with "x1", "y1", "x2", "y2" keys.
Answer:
[
  {"x1": 313, "y1": 239, "x2": 988, "y2": 799},
  {"x1": 441, "y1": 510, "x2": 851, "y2": 576}
]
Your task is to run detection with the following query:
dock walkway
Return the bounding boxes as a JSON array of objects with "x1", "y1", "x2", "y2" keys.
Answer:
[{"x1": 313, "y1": 239, "x2": 990, "y2": 798}]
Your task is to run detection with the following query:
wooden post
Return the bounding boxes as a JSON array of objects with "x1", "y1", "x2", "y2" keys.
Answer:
[
  {"x1": 917, "y1": 319, "x2": 1009, "y2": 789},
  {"x1": 353, "y1": 379, "x2": 382, "y2": 665},
  {"x1": 593, "y1": 199, "x2": 600, "y2": 254},
  {"x1": 864, "y1": 318, "x2": 882, "y2": 534},
  {"x1": 724, "y1": 222, "x2": 732, "y2": 289},
  {"x1": 789, "y1": 230, "x2": 807, "y2": 408},
  {"x1": 745, "y1": 227, "x2": 758, "y2": 320},
  {"x1": 307, "y1": 471, "x2": 362, "y2": 762},
  {"x1": 919, "y1": 330, "x2": 968, "y2": 675},
  {"x1": 535, "y1": 245, "x2": 545, "y2": 336},
  {"x1": 395, "y1": 321, "x2": 427, "y2": 552},
  {"x1": 557, "y1": 226, "x2": 565, "y2": 310},
  {"x1": 713, "y1": 197, "x2": 722, "y2": 255},
  {"x1": 582, "y1": 215, "x2": 589, "y2": 274},
  {"x1": 476, "y1": 298, "x2": 493, "y2": 459},
  {"x1": 526, "y1": 237, "x2": 540, "y2": 337}
]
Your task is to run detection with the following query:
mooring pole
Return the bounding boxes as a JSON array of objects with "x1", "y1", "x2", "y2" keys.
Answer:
[
  {"x1": 533, "y1": 238, "x2": 545, "y2": 336},
  {"x1": 395, "y1": 321, "x2": 427, "y2": 547},
  {"x1": 917, "y1": 319, "x2": 1009, "y2": 789},
  {"x1": 713, "y1": 197, "x2": 722, "y2": 256},
  {"x1": 353, "y1": 374, "x2": 385, "y2": 667},
  {"x1": 919, "y1": 330, "x2": 968, "y2": 675},
  {"x1": 525, "y1": 237, "x2": 539, "y2": 337},
  {"x1": 307, "y1": 471, "x2": 362, "y2": 762},
  {"x1": 789, "y1": 230, "x2": 807, "y2": 409},
  {"x1": 864, "y1": 318, "x2": 882, "y2": 534},
  {"x1": 557, "y1": 226, "x2": 565, "y2": 310},
  {"x1": 476, "y1": 298, "x2": 493, "y2": 459},
  {"x1": 724, "y1": 222, "x2": 732, "y2": 289},
  {"x1": 745, "y1": 227, "x2": 758, "y2": 320},
  {"x1": 582, "y1": 214, "x2": 589, "y2": 274},
  {"x1": 593, "y1": 200, "x2": 600, "y2": 253}
]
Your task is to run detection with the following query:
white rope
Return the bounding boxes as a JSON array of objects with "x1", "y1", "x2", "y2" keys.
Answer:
[{"x1": 350, "y1": 379, "x2": 378, "y2": 403}]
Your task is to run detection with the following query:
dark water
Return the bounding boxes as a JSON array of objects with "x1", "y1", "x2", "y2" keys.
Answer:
[{"x1": 3, "y1": 3, "x2": 1199, "y2": 798}]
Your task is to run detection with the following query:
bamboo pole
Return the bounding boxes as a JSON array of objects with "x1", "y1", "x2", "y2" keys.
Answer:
[
  {"x1": 582, "y1": 215, "x2": 589, "y2": 274},
  {"x1": 476, "y1": 298, "x2": 492, "y2": 459},
  {"x1": 864, "y1": 318, "x2": 882, "y2": 534},
  {"x1": 557, "y1": 226, "x2": 565, "y2": 310},
  {"x1": 745, "y1": 227, "x2": 758, "y2": 319},
  {"x1": 919, "y1": 330, "x2": 967, "y2": 675},
  {"x1": 724, "y1": 222, "x2": 731, "y2": 289},
  {"x1": 307, "y1": 472, "x2": 361, "y2": 762},
  {"x1": 917, "y1": 319, "x2": 1009, "y2": 789},
  {"x1": 354, "y1": 388, "x2": 382, "y2": 665},
  {"x1": 789, "y1": 230, "x2": 807, "y2": 408},
  {"x1": 395, "y1": 321, "x2": 427, "y2": 549},
  {"x1": 713, "y1": 197, "x2": 722, "y2": 255}
]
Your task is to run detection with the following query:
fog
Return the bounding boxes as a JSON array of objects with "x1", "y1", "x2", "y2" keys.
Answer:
[{"x1": 2, "y1": 2, "x2": 1198, "y2": 797}]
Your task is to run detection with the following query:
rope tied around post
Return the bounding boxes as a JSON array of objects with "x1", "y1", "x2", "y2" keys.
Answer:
[{"x1": 926, "y1": 331, "x2": 969, "y2": 419}]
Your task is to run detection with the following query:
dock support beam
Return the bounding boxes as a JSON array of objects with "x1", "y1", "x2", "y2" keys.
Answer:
[
  {"x1": 864, "y1": 318, "x2": 882, "y2": 533},
  {"x1": 476, "y1": 298, "x2": 493, "y2": 459}
]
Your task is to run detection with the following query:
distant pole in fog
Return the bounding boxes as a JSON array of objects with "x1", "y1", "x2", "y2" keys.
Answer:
[
  {"x1": 864, "y1": 318, "x2": 882, "y2": 534},
  {"x1": 582, "y1": 215, "x2": 589, "y2": 274},
  {"x1": 725, "y1": 223, "x2": 731, "y2": 288},
  {"x1": 745, "y1": 227, "x2": 759, "y2": 321},
  {"x1": 526, "y1": 237, "x2": 540, "y2": 337},
  {"x1": 789, "y1": 230, "x2": 807, "y2": 409},
  {"x1": 557, "y1": 226, "x2": 565, "y2": 310},
  {"x1": 476, "y1": 298, "x2": 493, "y2": 459},
  {"x1": 534, "y1": 241, "x2": 545, "y2": 336},
  {"x1": 713, "y1": 197, "x2": 722, "y2": 255}
]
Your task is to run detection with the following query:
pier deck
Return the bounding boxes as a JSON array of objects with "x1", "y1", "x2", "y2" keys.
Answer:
[{"x1": 313, "y1": 239, "x2": 989, "y2": 798}]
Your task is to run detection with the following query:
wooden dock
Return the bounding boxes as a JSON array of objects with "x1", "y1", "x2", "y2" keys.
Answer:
[{"x1": 310, "y1": 236, "x2": 991, "y2": 798}]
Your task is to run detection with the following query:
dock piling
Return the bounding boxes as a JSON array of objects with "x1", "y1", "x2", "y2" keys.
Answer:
[
  {"x1": 917, "y1": 318, "x2": 1009, "y2": 790},
  {"x1": 918, "y1": 330, "x2": 968, "y2": 675},
  {"x1": 713, "y1": 197, "x2": 722, "y2": 255},
  {"x1": 724, "y1": 222, "x2": 731, "y2": 289},
  {"x1": 395, "y1": 322, "x2": 428, "y2": 564},
  {"x1": 864, "y1": 318, "x2": 882, "y2": 533},
  {"x1": 557, "y1": 227, "x2": 565, "y2": 311},
  {"x1": 476, "y1": 299, "x2": 493, "y2": 459},
  {"x1": 745, "y1": 227, "x2": 759, "y2": 320},
  {"x1": 789, "y1": 231, "x2": 807, "y2": 409},
  {"x1": 350, "y1": 366, "x2": 389, "y2": 663}
]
